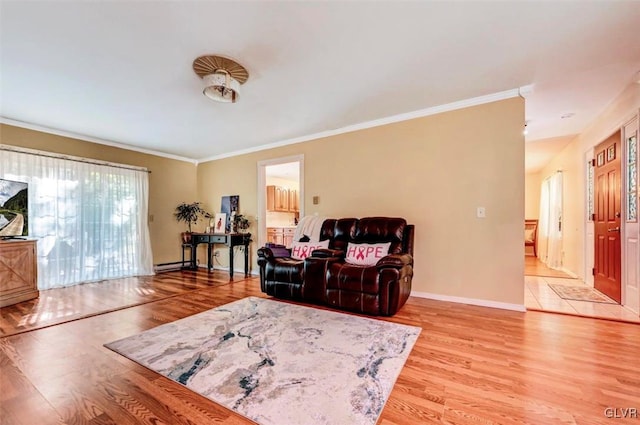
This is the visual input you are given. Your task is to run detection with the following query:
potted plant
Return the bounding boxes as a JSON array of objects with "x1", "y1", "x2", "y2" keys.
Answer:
[
  {"x1": 232, "y1": 213, "x2": 251, "y2": 233},
  {"x1": 174, "y1": 202, "x2": 210, "y2": 243}
]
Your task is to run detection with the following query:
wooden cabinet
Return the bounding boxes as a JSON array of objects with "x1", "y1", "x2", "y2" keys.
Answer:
[
  {"x1": 266, "y1": 185, "x2": 300, "y2": 212},
  {"x1": 0, "y1": 239, "x2": 39, "y2": 307},
  {"x1": 266, "y1": 185, "x2": 289, "y2": 212},
  {"x1": 288, "y1": 189, "x2": 299, "y2": 212},
  {"x1": 267, "y1": 227, "x2": 284, "y2": 245},
  {"x1": 267, "y1": 227, "x2": 296, "y2": 248},
  {"x1": 283, "y1": 228, "x2": 295, "y2": 247},
  {"x1": 275, "y1": 186, "x2": 289, "y2": 211}
]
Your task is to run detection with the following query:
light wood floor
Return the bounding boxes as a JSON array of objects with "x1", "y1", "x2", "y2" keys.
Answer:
[
  {"x1": 1, "y1": 271, "x2": 639, "y2": 425},
  {"x1": 0, "y1": 269, "x2": 233, "y2": 337},
  {"x1": 524, "y1": 255, "x2": 572, "y2": 278}
]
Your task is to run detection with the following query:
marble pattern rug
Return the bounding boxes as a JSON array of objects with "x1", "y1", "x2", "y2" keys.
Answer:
[{"x1": 105, "y1": 296, "x2": 421, "y2": 425}]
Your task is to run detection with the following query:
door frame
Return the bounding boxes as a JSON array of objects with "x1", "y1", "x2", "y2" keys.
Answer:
[
  {"x1": 256, "y1": 155, "x2": 304, "y2": 248},
  {"x1": 584, "y1": 147, "x2": 595, "y2": 287}
]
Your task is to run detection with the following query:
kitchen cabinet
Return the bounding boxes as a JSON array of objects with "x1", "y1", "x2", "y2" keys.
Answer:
[
  {"x1": 267, "y1": 227, "x2": 283, "y2": 245},
  {"x1": 283, "y1": 228, "x2": 295, "y2": 247},
  {"x1": 288, "y1": 189, "x2": 299, "y2": 212},
  {"x1": 267, "y1": 227, "x2": 296, "y2": 248},
  {"x1": 266, "y1": 186, "x2": 299, "y2": 212}
]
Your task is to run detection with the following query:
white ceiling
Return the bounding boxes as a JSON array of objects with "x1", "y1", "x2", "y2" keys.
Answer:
[
  {"x1": 266, "y1": 162, "x2": 300, "y2": 182},
  {"x1": 1, "y1": 1, "x2": 640, "y2": 170}
]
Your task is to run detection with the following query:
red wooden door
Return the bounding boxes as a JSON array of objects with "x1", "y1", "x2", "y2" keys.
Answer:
[{"x1": 594, "y1": 132, "x2": 622, "y2": 303}]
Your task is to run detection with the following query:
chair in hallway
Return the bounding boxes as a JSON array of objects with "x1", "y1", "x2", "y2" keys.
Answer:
[{"x1": 525, "y1": 219, "x2": 538, "y2": 257}]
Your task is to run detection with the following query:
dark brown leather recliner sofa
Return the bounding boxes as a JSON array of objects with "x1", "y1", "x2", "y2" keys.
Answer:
[{"x1": 257, "y1": 217, "x2": 414, "y2": 316}]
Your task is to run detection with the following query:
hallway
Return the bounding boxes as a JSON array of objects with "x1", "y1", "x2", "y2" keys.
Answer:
[{"x1": 525, "y1": 257, "x2": 640, "y2": 323}]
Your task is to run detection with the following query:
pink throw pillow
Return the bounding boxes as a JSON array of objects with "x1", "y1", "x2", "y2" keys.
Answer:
[
  {"x1": 345, "y1": 242, "x2": 391, "y2": 266},
  {"x1": 290, "y1": 240, "x2": 330, "y2": 260}
]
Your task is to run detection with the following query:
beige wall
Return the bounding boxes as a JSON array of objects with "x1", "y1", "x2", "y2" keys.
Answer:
[
  {"x1": 525, "y1": 172, "x2": 541, "y2": 220},
  {"x1": 0, "y1": 124, "x2": 198, "y2": 264},
  {"x1": 198, "y1": 98, "x2": 525, "y2": 306},
  {"x1": 539, "y1": 81, "x2": 640, "y2": 278}
]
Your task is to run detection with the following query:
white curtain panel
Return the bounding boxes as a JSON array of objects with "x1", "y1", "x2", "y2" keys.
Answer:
[
  {"x1": 538, "y1": 172, "x2": 563, "y2": 270},
  {"x1": 538, "y1": 180, "x2": 550, "y2": 262},
  {"x1": 1, "y1": 149, "x2": 154, "y2": 289}
]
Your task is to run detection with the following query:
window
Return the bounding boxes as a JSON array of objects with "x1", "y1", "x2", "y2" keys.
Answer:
[
  {"x1": 587, "y1": 158, "x2": 594, "y2": 221},
  {"x1": 627, "y1": 134, "x2": 638, "y2": 222},
  {"x1": 1, "y1": 147, "x2": 153, "y2": 289}
]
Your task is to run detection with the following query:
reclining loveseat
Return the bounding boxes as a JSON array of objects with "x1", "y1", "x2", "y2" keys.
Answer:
[{"x1": 257, "y1": 217, "x2": 414, "y2": 316}]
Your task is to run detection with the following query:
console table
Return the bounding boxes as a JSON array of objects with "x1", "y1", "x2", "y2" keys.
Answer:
[{"x1": 184, "y1": 232, "x2": 251, "y2": 279}]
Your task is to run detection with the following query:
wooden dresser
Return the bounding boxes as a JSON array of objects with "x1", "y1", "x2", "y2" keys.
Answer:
[{"x1": 0, "y1": 239, "x2": 39, "y2": 307}]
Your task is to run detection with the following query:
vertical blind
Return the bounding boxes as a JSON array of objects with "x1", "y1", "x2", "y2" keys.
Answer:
[{"x1": 1, "y1": 148, "x2": 154, "y2": 289}]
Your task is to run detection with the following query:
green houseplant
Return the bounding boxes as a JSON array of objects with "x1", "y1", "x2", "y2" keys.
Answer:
[
  {"x1": 232, "y1": 213, "x2": 251, "y2": 233},
  {"x1": 174, "y1": 202, "x2": 210, "y2": 243}
]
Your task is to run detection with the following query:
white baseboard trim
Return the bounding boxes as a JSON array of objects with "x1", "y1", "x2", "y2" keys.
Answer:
[
  {"x1": 410, "y1": 291, "x2": 526, "y2": 312},
  {"x1": 154, "y1": 263, "x2": 184, "y2": 272},
  {"x1": 560, "y1": 268, "x2": 579, "y2": 278}
]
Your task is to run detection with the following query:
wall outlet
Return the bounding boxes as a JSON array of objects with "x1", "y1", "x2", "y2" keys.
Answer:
[
  {"x1": 213, "y1": 251, "x2": 220, "y2": 257},
  {"x1": 476, "y1": 207, "x2": 486, "y2": 218}
]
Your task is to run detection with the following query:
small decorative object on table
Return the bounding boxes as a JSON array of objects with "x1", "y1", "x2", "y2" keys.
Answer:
[
  {"x1": 220, "y1": 195, "x2": 239, "y2": 232},
  {"x1": 232, "y1": 214, "x2": 250, "y2": 233},
  {"x1": 213, "y1": 213, "x2": 227, "y2": 233}
]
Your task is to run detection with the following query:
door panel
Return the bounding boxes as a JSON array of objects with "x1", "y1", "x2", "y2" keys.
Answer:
[{"x1": 594, "y1": 132, "x2": 622, "y2": 303}]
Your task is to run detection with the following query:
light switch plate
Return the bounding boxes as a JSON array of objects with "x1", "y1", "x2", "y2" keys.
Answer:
[{"x1": 476, "y1": 207, "x2": 486, "y2": 218}]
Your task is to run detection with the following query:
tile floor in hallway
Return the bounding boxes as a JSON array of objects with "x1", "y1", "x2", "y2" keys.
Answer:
[{"x1": 525, "y1": 275, "x2": 640, "y2": 323}]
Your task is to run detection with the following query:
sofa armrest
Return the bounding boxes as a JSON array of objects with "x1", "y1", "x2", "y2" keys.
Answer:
[
  {"x1": 377, "y1": 253, "x2": 413, "y2": 269},
  {"x1": 311, "y1": 248, "x2": 345, "y2": 259},
  {"x1": 257, "y1": 247, "x2": 275, "y2": 261},
  {"x1": 258, "y1": 246, "x2": 291, "y2": 261}
]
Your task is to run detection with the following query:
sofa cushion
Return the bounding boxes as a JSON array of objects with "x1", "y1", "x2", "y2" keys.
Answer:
[
  {"x1": 290, "y1": 240, "x2": 330, "y2": 260},
  {"x1": 354, "y1": 217, "x2": 407, "y2": 254},
  {"x1": 345, "y1": 242, "x2": 391, "y2": 266},
  {"x1": 270, "y1": 258, "x2": 305, "y2": 284},
  {"x1": 327, "y1": 263, "x2": 380, "y2": 294}
]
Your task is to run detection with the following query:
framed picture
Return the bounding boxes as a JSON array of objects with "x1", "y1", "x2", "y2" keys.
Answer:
[
  {"x1": 213, "y1": 213, "x2": 227, "y2": 233},
  {"x1": 597, "y1": 151, "x2": 605, "y2": 167},
  {"x1": 220, "y1": 195, "x2": 239, "y2": 232}
]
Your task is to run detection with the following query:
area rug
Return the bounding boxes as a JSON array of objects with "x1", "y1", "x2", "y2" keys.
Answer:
[
  {"x1": 105, "y1": 296, "x2": 421, "y2": 425},
  {"x1": 548, "y1": 284, "x2": 617, "y2": 304}
]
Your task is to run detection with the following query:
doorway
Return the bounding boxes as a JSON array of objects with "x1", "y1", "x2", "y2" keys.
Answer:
[
  {"x1": 593, "y1": 131, "x2": 622, "y2": 303},
  {"x1": 256, "y1": 155, "x2": 304, "y2": 249}
]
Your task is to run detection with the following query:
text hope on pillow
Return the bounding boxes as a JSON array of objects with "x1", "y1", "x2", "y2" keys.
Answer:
[
  {"x1": 290, "y1": 240, "x2": 330, "y2": 260},
  {"x1": 345, "y1": 242, "x2": 391, "y2": 266}
]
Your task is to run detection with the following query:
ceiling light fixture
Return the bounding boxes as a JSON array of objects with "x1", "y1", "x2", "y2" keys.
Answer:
[{"x1": 193, "y1": 55, "x2": 249, "y2": 103}]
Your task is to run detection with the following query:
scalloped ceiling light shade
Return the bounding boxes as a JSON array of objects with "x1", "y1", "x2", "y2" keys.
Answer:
[{"x1": 193, "y1": 55, "x2": 249, "y2": 103}]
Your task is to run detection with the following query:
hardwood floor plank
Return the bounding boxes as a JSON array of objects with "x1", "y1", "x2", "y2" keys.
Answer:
[{"x1": 1, "y1": 271, "x2": 639, "y2": 425}]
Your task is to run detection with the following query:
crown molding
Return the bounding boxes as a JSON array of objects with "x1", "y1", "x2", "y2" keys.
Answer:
[
  {"x1": 0, "y1": 117, "x2": 197, "y2": 164},
  {"x1": 197, "y1": 86, "x2": 527, "y2": 163},
  {"x1": 2, "y1": 85, "x2": 528, "y2": 165}
]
